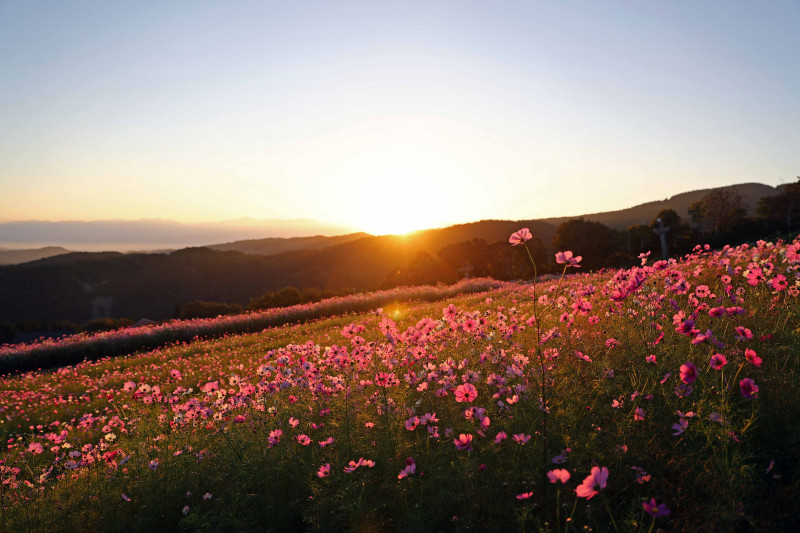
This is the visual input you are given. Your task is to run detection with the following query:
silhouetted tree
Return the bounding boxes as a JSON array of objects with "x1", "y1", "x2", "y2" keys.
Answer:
[
  {"x1": 688, "y1": 188, "x2": 746, "y2": 237},
  {"x1": 552, "y1": 218, "x2": 621, "y2": 270},
  {"x1": 757, "y1": 178, "x2": 800, "y2": 232}
]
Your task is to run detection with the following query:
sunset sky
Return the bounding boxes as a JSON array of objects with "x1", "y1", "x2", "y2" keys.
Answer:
[{"x1": 1, "y1": 0, "x2": 798, "y2": 236}]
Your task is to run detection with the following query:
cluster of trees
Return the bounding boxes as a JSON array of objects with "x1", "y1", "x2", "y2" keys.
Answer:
[
  {"x1": 246, "y1": 286, "x2": 344, "y2": 312},
  {"x1": 173, "y1": 287, "x2": 349, "y2": 319}
]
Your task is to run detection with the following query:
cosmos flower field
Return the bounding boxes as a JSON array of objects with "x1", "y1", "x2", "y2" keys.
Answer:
[{"x1": 0, "y1": 236, "x2": 798, "y2": 532}]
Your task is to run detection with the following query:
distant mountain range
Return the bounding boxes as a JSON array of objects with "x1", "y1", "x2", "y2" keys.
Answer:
[
  {"x1": 0, "y1": 217, "x2": 358, "y2": 253},
  {"x1": 0, "y1": 182, "x2": 783, "y2": 266},
  {"x1": 0, "y1": 246, "x2": 72, "y2": 265}
]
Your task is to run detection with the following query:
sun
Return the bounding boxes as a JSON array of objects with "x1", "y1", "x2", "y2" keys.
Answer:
[{"x1": 327, "y1": 144, "x2": 471, "y2": 235}]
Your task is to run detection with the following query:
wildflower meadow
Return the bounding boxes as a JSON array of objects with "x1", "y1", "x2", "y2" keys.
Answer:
[{"x1": 0, "y1": 234, "x2": 798, "y2": 532}]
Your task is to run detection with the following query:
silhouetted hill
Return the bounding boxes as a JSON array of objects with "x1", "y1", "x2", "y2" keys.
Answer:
[
  {"x1": 0, "y1": 182, "x2": 786, "y2": 325},
  {"x1": 0, "y1": 246, "x2": 72, "y2": 265},
  {"x1": 208, "y1": 232, "x2": 372, "y2": 255},
  {"x1": 541, "y1": 183, "x2": 778, "y2": 229}
]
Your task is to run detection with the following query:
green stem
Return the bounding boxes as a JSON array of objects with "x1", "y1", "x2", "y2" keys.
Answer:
[{"x1": 601, "y1": 493, "x2": 620, "y2": 533}]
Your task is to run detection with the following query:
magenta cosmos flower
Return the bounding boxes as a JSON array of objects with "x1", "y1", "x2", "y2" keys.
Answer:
[
  {"x1": 679, "y1": 362, "x2": 697, "y2": 384},
  {"x1": 740, "y1": 378, "x2": 759, "y2": 399},
  {"x1": 642, "y1": 498, "x2": 670, "y2": 517},
  {"x1": 509, "y1": 228, "x2": 532, "y2": 245},
  {"x1": 575, "y1": 466, "x2": 608, "y2": 499},
  {"x1": 555, "y1": 250, "x2": 582, "y2": 267},
  {"x1": 709, "y1": 353, "x2": 727, "y2": 370}
]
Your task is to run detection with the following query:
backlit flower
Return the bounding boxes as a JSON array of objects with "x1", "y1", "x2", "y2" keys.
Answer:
[{"x1": 509, "y1": 228, "x2": 532, "y2": 246}]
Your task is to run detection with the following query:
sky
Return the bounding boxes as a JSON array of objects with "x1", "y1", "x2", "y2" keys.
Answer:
[{"x1": 1, "y1": 0, "x2": 798, "y2": 236}]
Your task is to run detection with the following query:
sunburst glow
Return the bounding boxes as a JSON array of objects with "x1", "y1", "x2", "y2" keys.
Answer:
[{"x1": 328, "y1": 144, "x2": 472, "y2": 235}]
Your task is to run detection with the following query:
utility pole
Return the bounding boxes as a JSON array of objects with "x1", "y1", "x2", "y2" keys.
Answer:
[{"x1": 653, "y1": 218, "x2": 671, "y2": 261}]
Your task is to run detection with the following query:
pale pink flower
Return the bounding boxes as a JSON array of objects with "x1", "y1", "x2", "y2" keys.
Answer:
[
  {"x1": 555, "y1": 250, "x2": 582, "y2": 268},
  {"x1": 575, "y1": 466, "x2": 608, "y2": 500},
  {"x1": 397, "y1": 457, "x2": 416, "y2": 479},
  {"x1": 494, "y1": 431, "x2": 507, "y2": 444},
  {"x1": 547, "y1": 469, "x2": 571, "y2": 484},
  {"x1": 454, "y1": 433, "x2": 473, "y2": 451},
  {"x1": 516, "y1": 491, "x2": 534, "y2": 499},
  {"x1": 27, "y1": 442, "x2": 43, "y2": 455},
  {"x1": 317, "y1": 463, "x2": 331, "y2": 478},
  {"x1": 509, "y1": 228, "x2": 533, "y2": 246},
  {"x1": 512, "y1": 433, "x2": 531, "y2": 445}
]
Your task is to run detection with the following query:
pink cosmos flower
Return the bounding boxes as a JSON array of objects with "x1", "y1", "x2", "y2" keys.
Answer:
[
  {"x1": 509, "y1": 228, "x2": 533, "y2": 246},
  {"x1": 454, "y1": 433, "x2": 473, "y2": 451},
  {"x1": 745, "y1": 349, "x2": 762, "y2": 367},
  {"x1": 454, "y1": 383, "x2": 478, "y2": 403},
  {"x1": 317, "y1": 463, "x2": 331, "y2": 478},
  {"x1": 709, "y1": 353, "x2": 727, "y2": 370},
  {"x1": 397, "y1": 457, "x2": 416, "y2": 479},
  {"x1": 708, "y1": 306, "x2": 725, "y2": 318},
  {"x1": 643, "y1": 498, "x2": 670, "y2": 517},
  {"x1": 516, "y1": 491, "x2": 534, "y2": 500},
  {"x1": 494, "y1": 431, "x2": 507, "y2": 444},
  {"x1": 343, "y1": 457, "x2": 375, "y2": 473},
  {"x1": 405, "y1": 416, "x2": 420, "y2": 431},
  {"x1": 786, "y1": 242, "x2": 799, "y2": 262},
  {"x1": 547, "y1": 469, "x2": 571, "y2": 484},
  {"x1": 646, "y1": 354, "x2": 657, "y2": 364},
  {"x1": 575, "y1": 466, "x2": 608, "y2": 500},
  {"x1": 735, "y1": 326, "x2": 753, "y2": 340},
  {"x1": 555, "y1": 250, "x2": 582, "y2": 268},
  {"x1": 512, "y1": 433, "x2": 531, "y2": 445},
  {"x1": 268, "y1": 429, "x2": 282, "y2": 447},
  {"x1": 297, "y1": 434, "x2": 311, "y2": 446},
  {"x1": 27, "y1": 442, "x2": 43, "y2": 455},
  {"x1": 318, "y1": 437, "x2": 334, "y2": 447},
  {"x1": 679, "y1": 362, "x2": 697, "y2": 384},
  {"x1": 740, "y1": 378, "x2": 759, "y2": 399},
  {"x1": 634, "y1": 407, "x2": 645, "y2": 421},
  {"x1": 672, "y1": 418, "x2": 689, "y2": 436}
]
